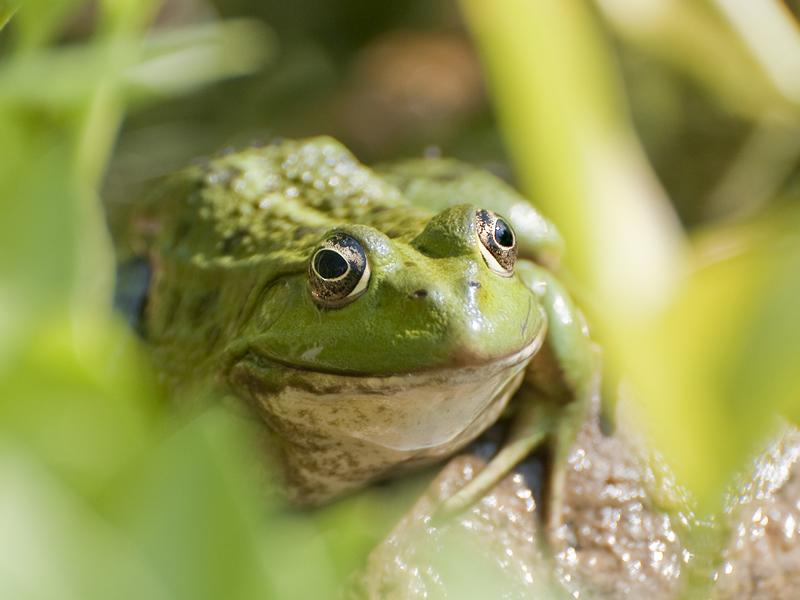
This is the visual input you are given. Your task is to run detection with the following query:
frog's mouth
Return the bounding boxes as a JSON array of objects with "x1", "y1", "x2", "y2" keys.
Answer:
[{"x1": 234, "y1": 328, "x2": 545, "y2": 454}]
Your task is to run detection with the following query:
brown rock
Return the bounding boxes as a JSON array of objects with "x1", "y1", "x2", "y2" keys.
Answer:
[
  {"x1": 350, "y1": 416, "x2": 800, "y2": 599},
  {"x1": 347, "y1": 455, "x2": 558, "y2": 599}
]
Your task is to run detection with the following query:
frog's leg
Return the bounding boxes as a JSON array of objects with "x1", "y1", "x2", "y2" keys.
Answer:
[
  {"x1": 438, "y1": 259, "x2": 600, "y2": 533},
  {"x1": 377, "y1": 158, "x2": 564, "y2": 268}
]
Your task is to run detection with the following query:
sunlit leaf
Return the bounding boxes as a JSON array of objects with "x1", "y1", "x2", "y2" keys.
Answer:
[
  {"x1": 7, "y1": 0, "x2": 85, "y2": 50},
  {"x1": 711, "y1": 0, "x2": 800, "y2": 107},
  {"x1": 461, "y1": 0, "x2": 800, "y2": 515},
  {"x1": 460, "y1": 0, "x2": 686, "y2": 319},
  {"x1": 717, "y1": 213, "x2": 800, "y2": 429},
  {"x1": 594, "y1": 0, "x2": 792, "y2": 116},
  {"x1": 0, "y1": 316, "x2": 159, "y2": 493},
  {"x1": 126, "y1": 20, "x2": 275, "y2": 97},
  {"x1": 615, "y1": 212, "x2": 800, "y2": 507},
  {"x1": 0, "y1": 1, "x2": 19, "y2": 31},
  {"x1": 0, "y1": 447, "x2": 169, "y2": 600},
  {"x1": 105, "y1": 410, "x2": 280, "y2": 600},
  {"x1": 0, "y1": 20, "x2": 274, "y2": 108}
]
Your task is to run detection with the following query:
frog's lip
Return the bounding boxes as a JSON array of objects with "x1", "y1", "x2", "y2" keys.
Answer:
[
  {"x1": 241, "y1": 325, "x2": 546, "y2": 385},
  {"x1": 233, "y1": 329, "x2": 545, "y2": 458}
]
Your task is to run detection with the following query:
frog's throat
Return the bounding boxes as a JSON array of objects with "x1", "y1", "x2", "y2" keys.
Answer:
[
  {"x1": 244, "y1": 329, "x2": 544, "y2": 447},
  {"x1": 236, "y1": 328, "x2": 545, "y2": 504}
]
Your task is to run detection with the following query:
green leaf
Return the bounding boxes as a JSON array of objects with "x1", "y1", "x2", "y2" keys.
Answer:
[
  {"x1": 0, "y1": 447, "x2": 169, "y2": 600},
  {"x1": 0, "y1": 1, "x2": 19, "y2": 31},
  {"x1": 460, "y1": 0, "x2": 800, "y2": 514},
  {"x1": 9, "y1": 0, "x2": 86, "y2": 50},
  {"x1": 459, "y1": 0, "x2": 686, "y2": 318},
  {"x1": 0, "y1": 20, "x2": 274, "y2": 108},
  {"x1": 0, "y1": 316, "x2": 159, "y2": 493},
  {"x1": 105, "y1": 411, "x2": 279, "y2": 600}
]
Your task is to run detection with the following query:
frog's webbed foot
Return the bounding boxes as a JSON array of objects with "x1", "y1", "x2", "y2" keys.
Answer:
[
  {"x1": 437, "y1": 400, "x2": 555, "y2": 520},
  {"x1": 435, "y1": 391, "x2": 591, "y2": 536},
  {"x1": 544, "y1": 397, "x2": 594, "y2": 533}
]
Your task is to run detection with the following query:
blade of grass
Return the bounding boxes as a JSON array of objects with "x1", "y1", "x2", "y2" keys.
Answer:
[
  {"x1": 711, "y1": 0, "x2": 800, "y2": 106},
  {"x1": 459, "y1": 0, "x2": 685, "y2": 319},
  {"x1": 0, "y1": 1, "x2": 19, "y2": 30}
]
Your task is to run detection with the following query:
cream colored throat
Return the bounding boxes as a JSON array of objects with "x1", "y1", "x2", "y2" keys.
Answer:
[{"x1": 259, "y1": 333, "x2": 544, "y2": 453}]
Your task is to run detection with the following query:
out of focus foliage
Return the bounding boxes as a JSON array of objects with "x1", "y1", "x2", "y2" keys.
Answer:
[
  {"x1": 463, "y1": 0, "x2": 800, "y2": 505},
  {"x1": 462, "y1": 0, "x2": 800, "y2": 590},
  {"x1": 1, "y1": 0, "x2": 799, "y2": 598}
]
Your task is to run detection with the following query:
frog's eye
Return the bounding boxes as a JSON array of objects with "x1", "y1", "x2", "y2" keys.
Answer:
[
  {"x1": 308, "y1": 233, "x2": 371, "y2": 307},
  {"x1": 475, "y1": 209, "x2": 517, "y2": 276}
]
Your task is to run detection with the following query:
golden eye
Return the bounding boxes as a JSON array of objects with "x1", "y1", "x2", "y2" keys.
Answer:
[
  {"x1": 309, "y1": 233, "x2": 371, "y2": 307},
  {"x1": 475, "y1": 209, "x2": 517, "y2": 276}
]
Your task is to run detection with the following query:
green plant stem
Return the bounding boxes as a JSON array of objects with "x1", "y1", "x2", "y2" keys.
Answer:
[{"x1": 72, "y1": 1, "x2": 160, "y2": 317}]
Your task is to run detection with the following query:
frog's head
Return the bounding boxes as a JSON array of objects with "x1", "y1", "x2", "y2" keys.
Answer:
[
  {"x1": 228, "y1": 204, "x2": 546, "y2": 502},
  {"x1": 237, "y1": 203, "x2": 543, "y2": 374}
]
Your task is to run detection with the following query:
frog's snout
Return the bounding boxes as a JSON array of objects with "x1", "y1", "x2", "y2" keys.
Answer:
[
  {"x1": 406, "y1": 284, "x2": 478, "y2": 300},
  {"x1": 391, "y1": 272, "x2": 524, "y2": 366}
]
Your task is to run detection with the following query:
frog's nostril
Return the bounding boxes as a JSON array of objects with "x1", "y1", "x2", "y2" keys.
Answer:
[{"x1": 411, "y1": 289, "x2": 428, "y2": 299}]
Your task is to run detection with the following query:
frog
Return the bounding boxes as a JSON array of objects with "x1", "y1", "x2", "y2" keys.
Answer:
[{"x1": 120, "y1": 136, "x2": 599, "y2": 529}]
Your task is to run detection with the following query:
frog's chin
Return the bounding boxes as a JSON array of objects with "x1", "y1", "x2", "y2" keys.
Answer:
[
  {"x1": 231, "y1": 331, "x2": 545, "y2": 505},
  {"x1": 238, "y1": 329, "x2": 544, "y2": 452}
]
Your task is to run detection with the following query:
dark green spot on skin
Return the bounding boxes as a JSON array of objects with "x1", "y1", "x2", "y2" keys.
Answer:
[
  {"x1": 172, "y1": 220, "x2": 192, "y2": 247},
  {"x1": 293, "y1": 226, "x2": 315, "y2": 240},
  {"x1": 164, "y1": 290, "x2": 182, "y2": 329},
  {"x1": 190, "y1": 291, "x2": 219, "y2": 325},
  {"x1": 431, "y1": 171, "x2": 463, "y2": 183},
  {"x1": 222, "y1": 227, "x2": 249, "y2": 254},
  {"x1": 206, "y1": 325, "x2": 222, "y2": 348}
]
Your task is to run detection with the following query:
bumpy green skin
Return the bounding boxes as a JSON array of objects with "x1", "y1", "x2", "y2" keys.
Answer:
[{"x1": 130, "y1": 137, "x2": 595, "y2": 505}]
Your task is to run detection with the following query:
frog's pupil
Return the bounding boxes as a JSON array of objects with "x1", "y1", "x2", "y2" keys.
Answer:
[
  {"x1": 494, "y1": 219, "x2": 514, "y2": 248},
  {"x1": 314, "y1": 249, "x2": 349, "y2": 279}
]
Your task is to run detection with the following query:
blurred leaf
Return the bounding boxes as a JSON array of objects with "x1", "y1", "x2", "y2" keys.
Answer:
[
  {"x1": 8, "y1": 0, "x2": 85, "y2": 50},
  {"x1": 0, "y1": 316, "x2": 158, "y2": 493},
  {"x1": 0, "y1": 41, "x2": 131, "y2": 105},
  {"x1": 0, "y1": 1, "x2": 19, "y2": 31},
  {"x1": 460, "y1": 0, "x2": 800, "y2": 516},
  {"x1": 98, "y1": 0, "x2": 159, "y2": 36},
  {"x1": 705, "y1": 115, "x2": 800, "y2": 221},
  {"x1": 126, "y1": 19, "x2": 276, "y2": 98},
  {"x1": 310, "y1": 470, "x2": 434, "y2": 583},
  {"x1": 711, "y1": 0, "x2": 800, "y2": 107},
  {"x1": 595, "y1": 0, "x2": 795, "y2": 117},
  {"x1": 617, "y1": 249, "x2": 766, "y2": 504},
  {"x1": 460, "y1": 0, "x2": 686, "y2": 318},
  {"x1": 718, "y1": 213, "x2": 800, "y2": 428},
  {"x1": 0, "y1": 125, "x2": 80, "y2": 339},
  {"x1": 105, "y1": 410, "x2": 280, "y2": 600},
  {"x1": 609, "y1": 211, "x2": 800, "y2": 509},
  {"x1": 0, "y1": 446, "x2": 169, "y2": 600},
  {"x1": 0, "y1": 19, "x2": 274, "y2": 108}
]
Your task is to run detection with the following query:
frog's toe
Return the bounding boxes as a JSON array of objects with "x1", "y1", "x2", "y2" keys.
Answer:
[{"x1": 435, "y1": 402, "x2": 555, "y2": 521}]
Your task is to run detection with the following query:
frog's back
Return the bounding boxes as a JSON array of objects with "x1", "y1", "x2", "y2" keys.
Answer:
[{"x1": 133, "y1": 137, "x2": 430, "y2": 266}]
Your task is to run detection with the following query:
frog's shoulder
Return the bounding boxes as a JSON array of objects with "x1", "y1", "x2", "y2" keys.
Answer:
[{"x1": 377, "y1": 157, "x2": 564, "y2": 267}]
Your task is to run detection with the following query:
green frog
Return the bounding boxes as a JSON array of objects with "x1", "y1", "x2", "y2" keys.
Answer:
[{"x1": 122, "y1": 136, "x2": 598, "y2": 526}]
